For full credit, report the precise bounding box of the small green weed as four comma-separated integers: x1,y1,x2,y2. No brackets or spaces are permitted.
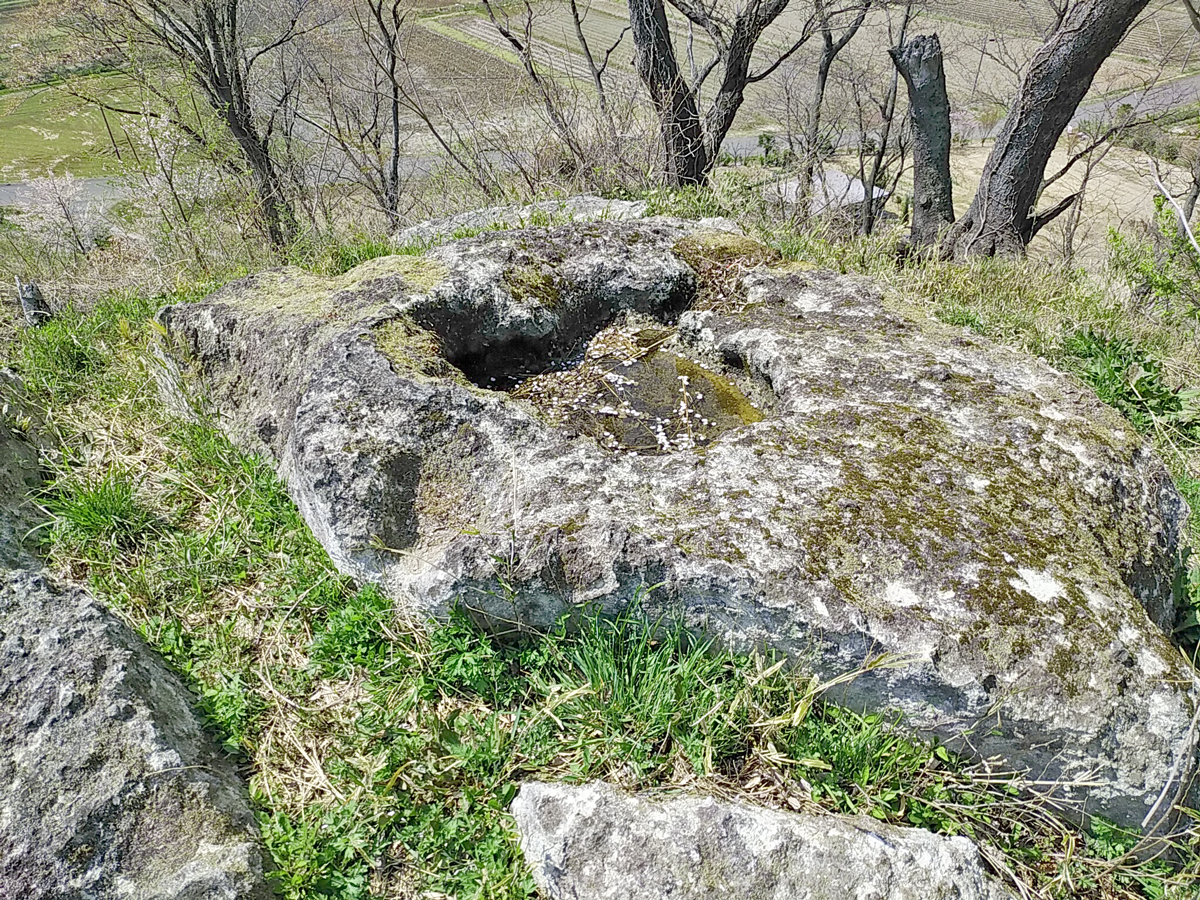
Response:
1175,476,1200,653
18,312,105,404
1071,818,1174,899
17,293,156,406
452,221,511,240
539,611,772,781
1060,329,1199,437
1107,201,1200,312
643,184,735,219
309,584,394,677
263,806,375,900
932,304,984,330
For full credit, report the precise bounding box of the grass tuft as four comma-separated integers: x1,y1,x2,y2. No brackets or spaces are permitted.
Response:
45,466,154,547
314,235,421,276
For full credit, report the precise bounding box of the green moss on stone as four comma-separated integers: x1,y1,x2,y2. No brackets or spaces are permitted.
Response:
777,385,1176,686
672,232,779,269
673,357,764,426
216,255,449,321
504,264,560,306
224,270,337,317
342,255,449,292
415,425,480,534
371,316,466,383
1047,644,1082,697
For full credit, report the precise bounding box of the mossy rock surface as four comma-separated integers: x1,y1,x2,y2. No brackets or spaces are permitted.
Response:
0,371,46,569
156,218,1198,833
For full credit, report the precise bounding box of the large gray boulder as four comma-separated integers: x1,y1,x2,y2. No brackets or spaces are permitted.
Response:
155,219,1198,832
0,571,273,899
512,781,1015,900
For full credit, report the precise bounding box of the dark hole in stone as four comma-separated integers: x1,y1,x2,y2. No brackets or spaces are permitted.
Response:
408,273,694,391
451,334,591,392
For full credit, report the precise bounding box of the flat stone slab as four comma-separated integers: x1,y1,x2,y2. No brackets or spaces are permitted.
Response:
0,571,273,899
512,781,1015,900
156,220,1199,831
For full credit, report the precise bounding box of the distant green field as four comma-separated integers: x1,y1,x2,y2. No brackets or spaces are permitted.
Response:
0,77,133,178
0,0,29,20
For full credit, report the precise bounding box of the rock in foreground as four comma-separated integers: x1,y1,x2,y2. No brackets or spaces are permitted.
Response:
0,571,273,899
512,781,1015,900
156,219,1198,831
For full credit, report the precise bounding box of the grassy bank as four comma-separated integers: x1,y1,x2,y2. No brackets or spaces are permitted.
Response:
3,222,1198,898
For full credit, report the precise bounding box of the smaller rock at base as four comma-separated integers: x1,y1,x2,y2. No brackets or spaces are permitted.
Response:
512,781,1015,900
0,571,273,900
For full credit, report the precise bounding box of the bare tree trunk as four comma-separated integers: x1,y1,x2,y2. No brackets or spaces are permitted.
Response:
190,0,300,249
804,56,833,165
92,0,305,250
801,54,833,196
704,22,767,162
1184,153,1200,222
890,34,953,247
228,118,297,248
380,0,403,230
569,0,627,139
627,0,819,186
942,0,1150,258
483,0,590,169
628,0,708,185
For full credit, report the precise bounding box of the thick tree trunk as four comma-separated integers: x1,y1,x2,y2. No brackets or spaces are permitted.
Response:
941,0,1151,258
703,25,758,166
628,0,708,185
890,34,954,247
227,119,297,249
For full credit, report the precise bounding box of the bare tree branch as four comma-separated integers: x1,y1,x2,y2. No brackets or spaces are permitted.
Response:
1150,158,1200,257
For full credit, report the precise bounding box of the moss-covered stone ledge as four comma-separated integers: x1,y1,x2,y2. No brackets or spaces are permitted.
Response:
156,219,1198,834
